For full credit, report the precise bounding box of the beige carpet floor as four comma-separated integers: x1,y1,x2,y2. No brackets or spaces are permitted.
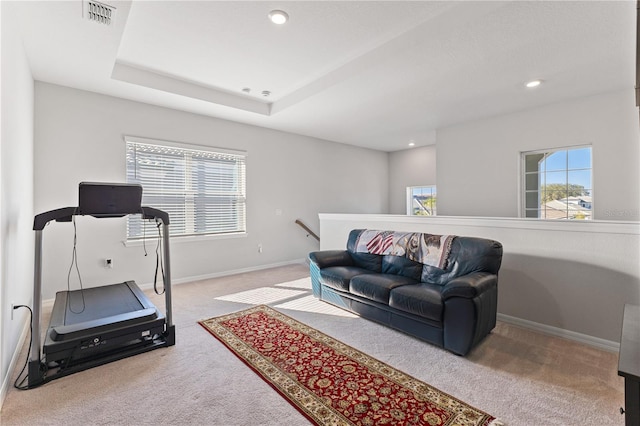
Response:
1,263,625,425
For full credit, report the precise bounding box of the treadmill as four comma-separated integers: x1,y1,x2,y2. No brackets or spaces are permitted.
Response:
28,182,175,387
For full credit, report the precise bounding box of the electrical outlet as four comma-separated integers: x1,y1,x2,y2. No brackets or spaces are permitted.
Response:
257,244,263,253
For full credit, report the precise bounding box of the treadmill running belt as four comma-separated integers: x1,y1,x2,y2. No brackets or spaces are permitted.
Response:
63,283,145,325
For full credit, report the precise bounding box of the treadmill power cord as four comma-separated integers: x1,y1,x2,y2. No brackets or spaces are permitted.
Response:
12,305,46,390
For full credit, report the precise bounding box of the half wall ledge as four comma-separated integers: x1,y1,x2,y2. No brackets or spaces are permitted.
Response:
317,213,640,348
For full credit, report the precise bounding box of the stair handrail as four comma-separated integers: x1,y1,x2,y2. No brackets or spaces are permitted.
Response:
294,219,320,242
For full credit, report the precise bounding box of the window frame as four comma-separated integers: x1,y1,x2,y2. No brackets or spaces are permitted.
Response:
520,145,592,220
406,185,437,216
125,136,247,241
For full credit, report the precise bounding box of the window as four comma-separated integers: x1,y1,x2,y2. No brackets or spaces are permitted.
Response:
522,146,592,220
407,186,437,216
126,137,246,239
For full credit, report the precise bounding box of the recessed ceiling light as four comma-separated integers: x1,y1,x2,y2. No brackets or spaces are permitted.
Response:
525,79,543,88
261,90,271,97
408,141,416,147
268,10,289,25
242,87,251,94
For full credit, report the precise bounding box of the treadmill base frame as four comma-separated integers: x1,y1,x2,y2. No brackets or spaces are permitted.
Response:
28,326,175,387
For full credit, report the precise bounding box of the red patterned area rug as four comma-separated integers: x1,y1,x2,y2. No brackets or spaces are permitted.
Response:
199,305,502,426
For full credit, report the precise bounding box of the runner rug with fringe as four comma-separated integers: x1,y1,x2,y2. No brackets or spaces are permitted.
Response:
199,305,502,426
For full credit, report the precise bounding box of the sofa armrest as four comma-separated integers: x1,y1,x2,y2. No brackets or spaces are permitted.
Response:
308,250,353,269
441,272,497,300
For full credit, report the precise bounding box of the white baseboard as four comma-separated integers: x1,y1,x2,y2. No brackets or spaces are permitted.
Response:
1,316,32,410
497,313,620,353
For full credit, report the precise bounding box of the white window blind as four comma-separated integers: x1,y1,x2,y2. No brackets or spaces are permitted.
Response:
126,138,246,239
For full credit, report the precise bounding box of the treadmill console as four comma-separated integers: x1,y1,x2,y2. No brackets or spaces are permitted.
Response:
78,182,143,217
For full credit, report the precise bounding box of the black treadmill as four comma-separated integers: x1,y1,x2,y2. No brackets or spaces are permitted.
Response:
28,182,175,387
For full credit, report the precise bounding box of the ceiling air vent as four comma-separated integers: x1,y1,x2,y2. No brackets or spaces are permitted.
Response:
83,0,116,25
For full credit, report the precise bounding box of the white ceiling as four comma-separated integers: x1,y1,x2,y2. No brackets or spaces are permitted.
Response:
12,0,636,152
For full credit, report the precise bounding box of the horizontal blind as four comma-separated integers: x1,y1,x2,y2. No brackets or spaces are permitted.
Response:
126,139,246,239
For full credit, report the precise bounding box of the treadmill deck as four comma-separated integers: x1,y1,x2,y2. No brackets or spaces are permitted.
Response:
44,281,165,365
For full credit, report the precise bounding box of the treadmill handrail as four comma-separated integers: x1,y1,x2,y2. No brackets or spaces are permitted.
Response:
33,206,170,230
33,207,76,230
141,206,170,226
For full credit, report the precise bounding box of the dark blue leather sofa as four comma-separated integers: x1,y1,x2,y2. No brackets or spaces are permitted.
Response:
309,229,503,356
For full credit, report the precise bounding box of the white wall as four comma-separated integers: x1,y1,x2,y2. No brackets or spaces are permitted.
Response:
1,1,35,406
435,90,640,220
34,82,389,301
318,214,640,347
388,145,436,214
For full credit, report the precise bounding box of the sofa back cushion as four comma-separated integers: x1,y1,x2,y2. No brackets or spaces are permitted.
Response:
346,229,502,285
382,255,423,280
421,236,503,285
347,229,382,272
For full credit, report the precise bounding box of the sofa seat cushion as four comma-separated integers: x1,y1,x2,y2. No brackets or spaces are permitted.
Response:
389,283,444,322
349,274,419,304
320,266,372,292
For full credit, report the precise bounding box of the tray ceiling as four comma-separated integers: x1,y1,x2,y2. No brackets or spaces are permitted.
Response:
11,1,636,151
